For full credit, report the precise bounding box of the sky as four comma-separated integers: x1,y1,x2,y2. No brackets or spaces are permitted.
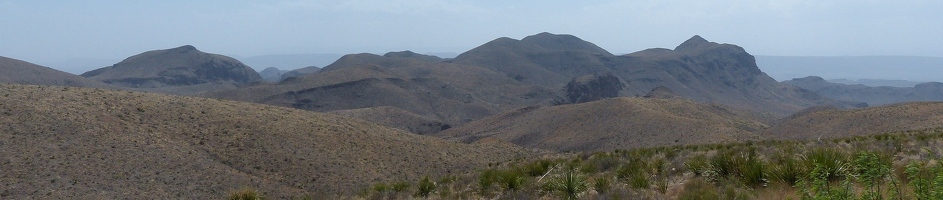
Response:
1,0,942,74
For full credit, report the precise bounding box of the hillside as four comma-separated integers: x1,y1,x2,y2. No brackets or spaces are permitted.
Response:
329,106,450,135
81,45,262,94
765,102,943,140
436,97,767,152
784,76,943,106
0,84,532,199
205,52,558,128
0,56,118,89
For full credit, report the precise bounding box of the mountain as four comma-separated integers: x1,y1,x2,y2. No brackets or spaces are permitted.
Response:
279,65,321,81
258,67,288,82
765,102,943,140
0,83,532,199
436,97,766,152
784,76,943,106
455,33,852,116
829,78,922,87
81,45,262,94
0,56,118,89
205,52,558,129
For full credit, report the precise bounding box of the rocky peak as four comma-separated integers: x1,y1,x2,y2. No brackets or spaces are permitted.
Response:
674,35,715,52
564,73,624,104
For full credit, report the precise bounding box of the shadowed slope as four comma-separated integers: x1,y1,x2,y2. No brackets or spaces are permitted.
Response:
0,84,532,199
329,106,451,135
437,97,766,152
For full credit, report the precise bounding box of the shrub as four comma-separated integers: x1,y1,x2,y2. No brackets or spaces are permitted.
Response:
523,159,554,176
592,176,611,194
678,178,719,200
800,147,849,182
228,188,264,200
391,182,410,193
685,154,710,176
545,168,588,200
769,153,803,186
496,169,526,191
414,176,436,198
852,151,892,199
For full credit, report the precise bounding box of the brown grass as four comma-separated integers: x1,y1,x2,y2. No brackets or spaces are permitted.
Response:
0,83,534,199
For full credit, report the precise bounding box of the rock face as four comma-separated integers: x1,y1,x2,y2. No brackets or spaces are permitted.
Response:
82,45,262,88
784,76,943,106
564,73,624,104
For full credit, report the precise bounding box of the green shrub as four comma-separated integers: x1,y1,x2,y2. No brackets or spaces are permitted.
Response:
592,176,611,194
800,147,849,182
415,176,436,197
685,154,710,176
545,168,588,200
228,188,264,200
905,161,943,200
523,160,554,176
769,153,804,186
391,181,410,193
496,169,526,191
852,151,893,199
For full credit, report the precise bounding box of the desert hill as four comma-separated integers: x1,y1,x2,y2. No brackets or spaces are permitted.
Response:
0,56,118,89
81,45,262,94
205,52,559,127
0,83,532,199
436,96,767,152
765,102,943,140
784,76,943,106
329,106,450,135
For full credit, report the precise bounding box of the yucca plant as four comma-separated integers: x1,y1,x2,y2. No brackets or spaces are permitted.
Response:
415,176,436,198
545,168,588,200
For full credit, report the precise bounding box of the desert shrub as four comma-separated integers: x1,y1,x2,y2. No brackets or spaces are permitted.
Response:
522,159,555,176
801,147,849,182
796,163,854,200
769,153,804,186
390,181,410,193
685,154,710,176
495,169,527,191
592,176,611,194
228,188,264,200
617,159,650,188
415,176,436,198
678,178,719,200
905,161,943,200
544,168,588,200
852,151,894,199
478,169,498,195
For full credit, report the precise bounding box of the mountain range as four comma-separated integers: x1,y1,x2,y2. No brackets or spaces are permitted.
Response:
3,32,943,198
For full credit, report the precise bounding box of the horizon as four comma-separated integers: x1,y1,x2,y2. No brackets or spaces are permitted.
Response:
2,1,941,78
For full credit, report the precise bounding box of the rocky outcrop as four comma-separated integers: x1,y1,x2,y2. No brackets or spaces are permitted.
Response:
564,73,624,104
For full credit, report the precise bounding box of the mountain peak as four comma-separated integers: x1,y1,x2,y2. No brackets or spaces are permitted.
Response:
674,35,714,51
171,45,198,53
520,32,612,55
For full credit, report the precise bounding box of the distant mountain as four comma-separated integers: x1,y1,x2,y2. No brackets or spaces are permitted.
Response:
828,78,922,88
236,53,343,72
258,67,288,82
279,65,321,81
0,83,531,198
205,52,558,129
436,97,766,152
81,45,262,94
784,76,943,106
765,102,943,140
0,56,118,89
455,33,854,116
755,55,943,83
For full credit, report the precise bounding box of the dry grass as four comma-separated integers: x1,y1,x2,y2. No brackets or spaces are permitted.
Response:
766,102,943,140
0,83,534,199
438,97,767,152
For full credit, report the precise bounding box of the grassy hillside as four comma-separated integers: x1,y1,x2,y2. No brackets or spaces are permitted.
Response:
766,102,943,140
438,97,767,152
0,84,533,199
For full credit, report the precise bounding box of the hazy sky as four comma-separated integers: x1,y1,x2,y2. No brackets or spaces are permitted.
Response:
2,0,942,73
